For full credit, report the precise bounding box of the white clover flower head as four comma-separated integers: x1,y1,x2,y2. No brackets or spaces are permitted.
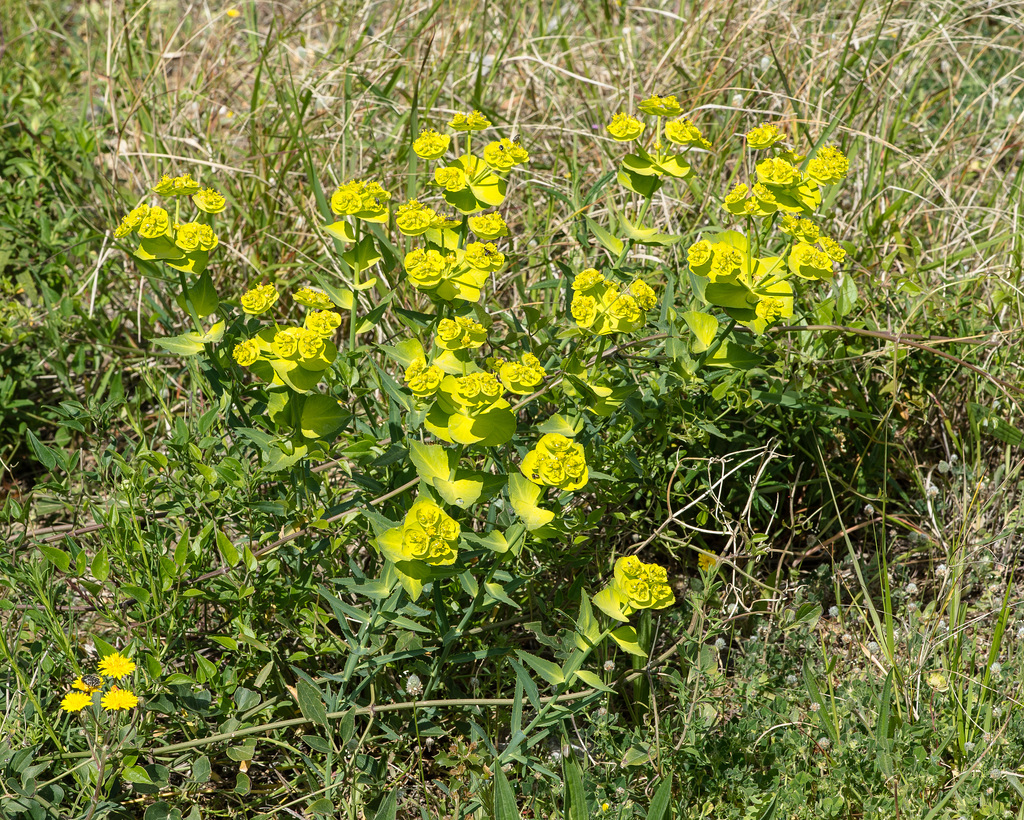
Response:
936,563,947,576
1016,625,1024,640
993,706,1003,717
906,582,919,595
863,503,875,516
828,605,839,618
938,460,950,474
603,660,615,672
786,674,798,685
405,674,423,697
938,620,948,633
597,707,608,717
760,56,771,72
817,737,831,749
990,662,1002,675
726,602,739,616
841,633,852,644
908,601,918,612
867,641,879,653
925,480,939,498
731,93,744,108
715,638,726,650
983,732,993,744
965,741,975,752
810,702,821,712
990,768,1003,779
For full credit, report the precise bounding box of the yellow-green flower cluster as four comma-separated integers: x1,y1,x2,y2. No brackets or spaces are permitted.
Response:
192,187,227,213
570,269,656,335
404,357,444,398
59,652,139,714
806,144,849,185
395,200,440,236
745,122,786,150
497,352,545,395
467,213,508,241
606,113,645,142
330,179,391,222
240,283,279,315
437,371,505,415
435,316,488,351
448,110,491,131
393,497,461,565
294,287,335,310
404,248,492,303
519,433,588,491
413,128,452,159
609,556,675,613
664,117,711,149
481,138,529,173
152,173,201,196
638,94,682,117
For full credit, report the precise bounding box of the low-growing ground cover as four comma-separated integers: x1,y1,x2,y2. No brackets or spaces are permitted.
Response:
1,1,1023,818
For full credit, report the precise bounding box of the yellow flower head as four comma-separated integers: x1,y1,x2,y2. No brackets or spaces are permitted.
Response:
448,110,491,131
114,204,150,237
330,180,391,220
745,122,786,150
226,7,241,18
686,239,713,273
192,187,227,214
294,287,335,310
273,328,299,358
756,295,786,325
98,651,136,680
413,128,451,159
520,433,588,491
152,173,201,196
498,352,546,395
723,183,749,215
756,156,802,188
626,280,657,311
240,283,279,315
573,268,605,292
395,200,439,236
232,338,260,367
73,674,103,693
612,556,675,611
434,165,468,192
101,687,139,712
297,328,325,360
606,113,645,142
788,241,834,280
664,118,710,148
778,215,820,243
697,553,718,572
60,691,93,713
638,94,682,117
435,316,488,351
482,138,528,173
174,221,219,252
404,248,448,290
818,236,846,263
467,212,508,241
400,497,461,564
304,310,342,337
404,357,444,398
464,242,504,272
137,207,171,239
806,144,849,185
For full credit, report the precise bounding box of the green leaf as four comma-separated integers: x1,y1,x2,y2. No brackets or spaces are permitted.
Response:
648,775,673,820
342,235,382,272
461,529,511,554
682,310,719,351
536,414,582,437
296,678,328,728
508,658,541,710
620,743,655,767
610,625,647,657
515,649,565,685
574,591,602,649
134,234,184,261
584,215,624,256
216,530,239,567
493,765,521,820
408,440,451,486
152,333,205,357
323,220,356,243
299,395,347,440
26,429,57,471
38,545,70,572
573,669,614,693
755,794,778,820
372,790,398,820
91,546,110,583
122,766,154,785
563,754,587,820
508,473,555,530
185,271,219,317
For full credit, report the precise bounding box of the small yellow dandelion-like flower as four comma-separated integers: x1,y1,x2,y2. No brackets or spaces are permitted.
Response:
73,674,103,693
98,652,136,680
60,691,93,713
101,687,139,712
226,7,241,17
